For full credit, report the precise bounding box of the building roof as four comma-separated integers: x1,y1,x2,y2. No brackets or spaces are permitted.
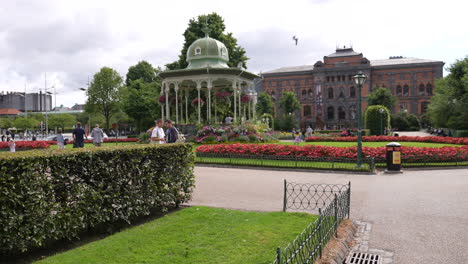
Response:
263,65,315,74
0,108,22,115
186,36,229,69
370,57,443,66
326,48,362,58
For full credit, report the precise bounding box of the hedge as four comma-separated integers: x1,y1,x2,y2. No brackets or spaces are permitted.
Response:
365,105,390,135
0,143,195,255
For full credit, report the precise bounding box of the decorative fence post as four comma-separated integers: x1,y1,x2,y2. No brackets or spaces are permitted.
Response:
334,194,338,237
347,181,351,218
318,208,323,259
283,179,287,212
276,247,282,264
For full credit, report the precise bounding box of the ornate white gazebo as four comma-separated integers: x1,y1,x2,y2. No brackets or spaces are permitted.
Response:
159,28,258,124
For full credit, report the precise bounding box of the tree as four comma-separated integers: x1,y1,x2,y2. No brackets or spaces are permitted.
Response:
367,87,397,111
256,92,275,116
85,67,123,131
391,112,420,131
427,57,468,129
125,60,159,86
364,105,390,135
279,91,301,116
48,114,77,130
13,118,38,130
166,13,249,70
0,118,14,129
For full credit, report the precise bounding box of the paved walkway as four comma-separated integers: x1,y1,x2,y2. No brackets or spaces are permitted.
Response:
394,130,432,137
189,167,468,264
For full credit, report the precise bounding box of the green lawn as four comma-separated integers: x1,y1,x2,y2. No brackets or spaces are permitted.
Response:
277,141,460,148
36,206,316,264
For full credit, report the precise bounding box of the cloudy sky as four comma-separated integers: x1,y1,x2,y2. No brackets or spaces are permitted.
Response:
1,0,467,107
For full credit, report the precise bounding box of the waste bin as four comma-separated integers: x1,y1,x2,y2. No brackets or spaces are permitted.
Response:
386,142,401,172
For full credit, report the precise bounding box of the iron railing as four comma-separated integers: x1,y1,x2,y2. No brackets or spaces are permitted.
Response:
374,154,468,168
273,181,351,264
195,152,375,172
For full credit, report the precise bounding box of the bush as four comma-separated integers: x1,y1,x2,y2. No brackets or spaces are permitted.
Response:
391,112,420,131
454,130,468,138
364,105,390,135
0,144,195,254
138,132,150,143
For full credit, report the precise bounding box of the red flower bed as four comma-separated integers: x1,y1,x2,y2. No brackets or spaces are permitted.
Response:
0,141,50,149
305,136,468,145
196,143,468,162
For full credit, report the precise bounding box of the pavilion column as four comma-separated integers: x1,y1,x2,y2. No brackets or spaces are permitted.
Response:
196,81,202,124
185,89,189,124
165,83,170,120
238,82,242,120
160,84,165,121
207,80,212,123
214,91,217,123
174,82,179,124
232,80,237,122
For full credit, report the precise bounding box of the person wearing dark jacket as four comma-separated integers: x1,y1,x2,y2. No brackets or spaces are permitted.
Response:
165,120,178,143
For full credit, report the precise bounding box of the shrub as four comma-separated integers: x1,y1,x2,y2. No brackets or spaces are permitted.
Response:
0,144,195,254
454,130,468,138
391,112,420,131
138,132,150,143
365,105,390,135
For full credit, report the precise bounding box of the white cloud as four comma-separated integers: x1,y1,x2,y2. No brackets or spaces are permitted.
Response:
0,0,467,107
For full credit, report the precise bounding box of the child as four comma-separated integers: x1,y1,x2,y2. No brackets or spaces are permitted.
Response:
294,131,301,145
57,129,65,149
8,139,15,153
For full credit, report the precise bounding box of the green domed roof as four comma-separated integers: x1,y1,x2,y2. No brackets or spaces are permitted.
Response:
186,36,229,69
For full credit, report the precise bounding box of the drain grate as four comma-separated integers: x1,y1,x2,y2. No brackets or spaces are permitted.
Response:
344,252,382,264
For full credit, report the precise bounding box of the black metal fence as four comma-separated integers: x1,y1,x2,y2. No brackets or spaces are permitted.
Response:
374,155,468,168
195,152,375,172
273,181,351,264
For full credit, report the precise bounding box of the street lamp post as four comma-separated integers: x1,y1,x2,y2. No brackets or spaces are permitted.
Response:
353,71,367,168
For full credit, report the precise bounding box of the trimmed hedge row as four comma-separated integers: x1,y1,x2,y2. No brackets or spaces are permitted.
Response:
0,144,195,255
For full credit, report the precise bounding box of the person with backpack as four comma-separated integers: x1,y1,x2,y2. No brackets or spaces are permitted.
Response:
91,124,104,147
165,120,179,143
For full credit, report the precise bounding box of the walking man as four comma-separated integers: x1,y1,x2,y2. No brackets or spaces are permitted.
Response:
165,120,178,143
72,122,87,148
91,124,104,147
151,119,165,144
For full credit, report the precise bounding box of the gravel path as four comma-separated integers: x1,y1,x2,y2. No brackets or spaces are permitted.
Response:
189,166,468,264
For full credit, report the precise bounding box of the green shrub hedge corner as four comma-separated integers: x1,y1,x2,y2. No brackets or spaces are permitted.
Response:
365,105,390,135
454,130,468,138
0,143,195,255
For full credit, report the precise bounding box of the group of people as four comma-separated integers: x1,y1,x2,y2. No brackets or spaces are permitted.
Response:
292,126,315,144
55,122,105,149
150,119,179,144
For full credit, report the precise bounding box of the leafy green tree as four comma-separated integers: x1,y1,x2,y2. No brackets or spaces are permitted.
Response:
391,112,420,131
48,114,77,130
279,91,301,116
166,13,249,70
13,118,38,130
367,87,397,111
125,60,159,86
0,118,14,129
364,105,390,135
256,92,275,116
427,57,468,129
85,67,123,131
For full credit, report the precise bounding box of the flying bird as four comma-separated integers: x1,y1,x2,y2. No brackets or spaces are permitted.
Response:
292,36,298,46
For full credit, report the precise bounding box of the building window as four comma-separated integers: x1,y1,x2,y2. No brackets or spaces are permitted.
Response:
303,105,312,117
403,84,409,96
326,76,330,82
400,73,405,80
327,106,334,120
338,106,346,120
426,83,433,96
328,87,334,99
396,85,402,96
419,83,425,96
421,102,429,114
302,89,307,98
195,47,202,55
331,76,335,82
348,75,353,81
308,88,313,97
350,86,356,98
378,73,383,80
339,87,345,98
423,72,428,78
337,76,341,82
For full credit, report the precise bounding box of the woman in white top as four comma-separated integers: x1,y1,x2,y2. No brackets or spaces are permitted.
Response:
151,119,166,144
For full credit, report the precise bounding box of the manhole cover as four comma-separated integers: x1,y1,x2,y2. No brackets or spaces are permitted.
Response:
344,251,382,264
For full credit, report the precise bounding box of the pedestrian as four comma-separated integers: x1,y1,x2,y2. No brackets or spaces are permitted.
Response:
294,131,301,145
150,119,165,144
57,129,65,149
306,126,313,137
91,124,104,147
72,122,87,148
8,139,15,153
164,120,179,143
1,134,4,142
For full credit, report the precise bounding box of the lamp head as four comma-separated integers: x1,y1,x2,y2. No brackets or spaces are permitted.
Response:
353,71,367,86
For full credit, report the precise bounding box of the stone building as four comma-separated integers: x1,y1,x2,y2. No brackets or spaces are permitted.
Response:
0,91,52,112
261,47,444,129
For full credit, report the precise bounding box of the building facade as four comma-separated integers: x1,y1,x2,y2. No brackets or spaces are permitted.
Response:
260,47,444,129
0,91,52,112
